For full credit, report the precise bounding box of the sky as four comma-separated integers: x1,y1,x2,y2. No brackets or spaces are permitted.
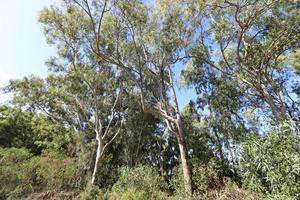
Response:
0,0,57,103
0,0,196,108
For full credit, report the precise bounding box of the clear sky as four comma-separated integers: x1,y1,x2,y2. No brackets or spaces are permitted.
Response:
0,0,196,108
0,0,57,103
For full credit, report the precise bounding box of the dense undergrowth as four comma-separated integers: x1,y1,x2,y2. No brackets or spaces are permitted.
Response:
1,124,299,200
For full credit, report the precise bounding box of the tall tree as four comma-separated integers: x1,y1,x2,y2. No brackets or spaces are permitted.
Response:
185,0,300,121
38,0,202,194
7,31,125,187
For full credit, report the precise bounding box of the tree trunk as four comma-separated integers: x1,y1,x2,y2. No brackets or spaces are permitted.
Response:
176,117,193,195
278,89,289,117
166,66,193,195
91,131,103,185
260,83,282,120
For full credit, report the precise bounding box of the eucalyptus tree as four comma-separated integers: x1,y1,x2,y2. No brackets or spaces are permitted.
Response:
185,0,300,121
181,75,248,180
37,0,204,194
7,73,125,186
7,4,128,185
37,2,130,185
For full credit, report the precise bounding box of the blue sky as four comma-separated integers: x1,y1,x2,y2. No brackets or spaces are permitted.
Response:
0,0,57,102
0,0,196,108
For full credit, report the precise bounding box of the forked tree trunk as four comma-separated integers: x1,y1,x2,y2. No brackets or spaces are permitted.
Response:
176,116,193,195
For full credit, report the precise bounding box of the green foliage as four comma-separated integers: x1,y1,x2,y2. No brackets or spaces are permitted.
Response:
286,49,300,74
0,147,79,199
239,127,300,199
0,106,35,150
193,159,220,193
111,187,148,200
116,96,163,167
109,165,167,200
30,114,74,153
170,166,184,196
79,184,100,200
0,105,74,154
171,159,220,199
36,150,78,191
0,148,37,199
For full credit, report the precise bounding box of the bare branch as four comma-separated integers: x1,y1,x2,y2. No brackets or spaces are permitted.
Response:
102,86,123,140
102,119,124,154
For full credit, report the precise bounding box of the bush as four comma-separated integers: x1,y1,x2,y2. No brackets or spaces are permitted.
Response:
171,159,220,199
205,180,259,200
193,159,220,193
0,147,37,199
0,147,79,199
79,184,100,200
36,150,78,191
239,128,300,199
109,165,167,200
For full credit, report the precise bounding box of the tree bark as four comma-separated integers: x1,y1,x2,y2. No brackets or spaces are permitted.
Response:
91,130,103,185
260,83,282,120
176,116,193,195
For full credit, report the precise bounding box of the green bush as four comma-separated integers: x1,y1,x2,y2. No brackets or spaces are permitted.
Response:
111,187,147,200
171,159,220,199
206,180,259,200
0,147,79,199
170,165,186,198
79,184,101,200
239,128,300,199
193,159,220,193
0,147,37,199
109,165,167,200
36,150,77,191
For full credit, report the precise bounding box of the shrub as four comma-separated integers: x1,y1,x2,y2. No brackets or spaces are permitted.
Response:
0,147,37,199
193,159,220,192
206,180,260,200
239,128,300,199
79,184,100,200
0,148,80,199
109,165,167,200
171,159,220,198
36,150,77,191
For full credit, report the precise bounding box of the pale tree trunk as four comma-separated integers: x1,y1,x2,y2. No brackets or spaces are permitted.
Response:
91,130,103,185
167,66,193,195
176,116,193,195
278,89,289,118
90,90,123,185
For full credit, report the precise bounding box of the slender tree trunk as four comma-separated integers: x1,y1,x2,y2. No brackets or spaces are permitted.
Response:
91,131,103,185
176,116,193,195
167,67,193,195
